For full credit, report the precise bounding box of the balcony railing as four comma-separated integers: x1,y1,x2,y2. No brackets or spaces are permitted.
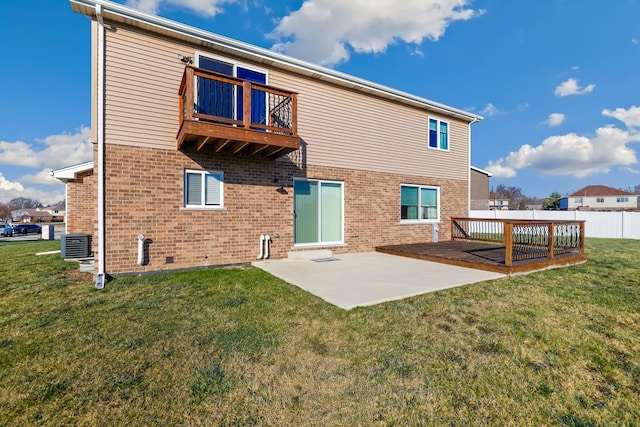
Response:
451,218,585,266
177,66,299,159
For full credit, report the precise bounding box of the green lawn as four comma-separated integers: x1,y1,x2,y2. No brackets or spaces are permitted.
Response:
1,239,639,425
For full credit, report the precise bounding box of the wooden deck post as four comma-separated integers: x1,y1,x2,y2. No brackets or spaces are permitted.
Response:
579,221,585,254
504,221,513,266
291,93,298,136
450,218,455,241
548,222,555,260
185,67,194,121
243,81,251,129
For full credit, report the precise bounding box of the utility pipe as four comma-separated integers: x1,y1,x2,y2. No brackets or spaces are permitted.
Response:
95,3,106,289
264,235,270,259
257,234,264,259
137,234,144,265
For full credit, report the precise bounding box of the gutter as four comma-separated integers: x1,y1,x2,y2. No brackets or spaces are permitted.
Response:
69,0,483,123
95,3,106,289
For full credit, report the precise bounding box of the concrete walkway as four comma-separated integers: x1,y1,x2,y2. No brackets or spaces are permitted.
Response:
253,252,505,310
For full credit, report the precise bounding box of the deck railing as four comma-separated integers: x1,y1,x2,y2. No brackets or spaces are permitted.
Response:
179,66,298,136
451,218,585,266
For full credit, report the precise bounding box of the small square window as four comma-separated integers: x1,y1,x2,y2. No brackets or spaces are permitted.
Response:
185,170,223,208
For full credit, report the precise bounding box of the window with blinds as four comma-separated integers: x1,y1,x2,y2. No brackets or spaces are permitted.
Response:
185,170,223,208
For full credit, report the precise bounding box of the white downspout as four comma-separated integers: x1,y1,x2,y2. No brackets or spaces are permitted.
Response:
95,4,106,289
257,234,264,259
264,235,270,259
64,180,69,235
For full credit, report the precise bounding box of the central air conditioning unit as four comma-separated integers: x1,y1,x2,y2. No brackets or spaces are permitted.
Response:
61,234,93,259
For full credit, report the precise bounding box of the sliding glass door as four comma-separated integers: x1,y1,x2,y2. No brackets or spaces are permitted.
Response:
294,179,343,245
197,55,267,124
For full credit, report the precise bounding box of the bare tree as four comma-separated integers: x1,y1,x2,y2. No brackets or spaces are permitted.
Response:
7,197,42,210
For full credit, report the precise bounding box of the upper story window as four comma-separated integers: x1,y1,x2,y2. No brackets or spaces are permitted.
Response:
596,197,604,203
185,170,223,208
401,185,440,222
574,197,583,204
428,118,449,150
617,197,629,203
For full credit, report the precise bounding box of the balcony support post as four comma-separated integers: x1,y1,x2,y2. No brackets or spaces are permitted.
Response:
243,81,251,130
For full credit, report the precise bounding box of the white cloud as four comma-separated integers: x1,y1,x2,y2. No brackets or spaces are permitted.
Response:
543,113,566,127
0,141,39,167
480,103,501,116
0,127,92,171
0,185,64,207
125,0,236,16
0,173,24,192
554,78,595,97
269,0,483,66
0,171,62,206
19,169,60,186
0,127,92,204
487,125,640,178
602,105,640,128
632,38,639,44
485,160,516,178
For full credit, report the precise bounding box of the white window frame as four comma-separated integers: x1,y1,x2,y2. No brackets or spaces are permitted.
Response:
293,178,345,247
183,169,224,210
617,197,629,203
400,184,440,223
428,117,450,151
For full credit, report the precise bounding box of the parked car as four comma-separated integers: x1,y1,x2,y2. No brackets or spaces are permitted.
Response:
13,224,42,235
1,223,14,237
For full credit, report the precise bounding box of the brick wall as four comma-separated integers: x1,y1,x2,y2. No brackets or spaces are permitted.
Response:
100,144,467,274
66,168,96,236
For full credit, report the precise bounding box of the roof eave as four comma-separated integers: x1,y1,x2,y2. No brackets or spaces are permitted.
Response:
51,160,94,182
69,0,482,123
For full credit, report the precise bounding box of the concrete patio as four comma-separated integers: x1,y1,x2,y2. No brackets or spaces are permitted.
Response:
253,252,505,310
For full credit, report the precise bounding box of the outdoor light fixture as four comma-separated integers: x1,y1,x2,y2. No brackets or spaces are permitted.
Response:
178,54,193,64
273,178,288,194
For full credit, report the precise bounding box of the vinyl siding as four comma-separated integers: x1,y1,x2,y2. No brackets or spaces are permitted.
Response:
271,70,469,181
102,21,469,180
104,22,191,150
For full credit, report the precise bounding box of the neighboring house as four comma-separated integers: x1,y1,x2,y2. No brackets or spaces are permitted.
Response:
63,0,483,282
559,185,638,211
40,207,66,222
470,166,492,210
489,193,509,210
11,209,52,223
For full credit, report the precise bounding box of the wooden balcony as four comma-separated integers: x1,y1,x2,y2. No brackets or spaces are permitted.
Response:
177,66,299,159
377,218,586,275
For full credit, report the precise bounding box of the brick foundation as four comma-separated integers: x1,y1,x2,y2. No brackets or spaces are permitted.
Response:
95,144,467,274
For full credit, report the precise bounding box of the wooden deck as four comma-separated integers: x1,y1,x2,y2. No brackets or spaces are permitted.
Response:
376,241,587,275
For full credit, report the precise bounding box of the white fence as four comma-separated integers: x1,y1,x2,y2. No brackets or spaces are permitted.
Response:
470,210,640,240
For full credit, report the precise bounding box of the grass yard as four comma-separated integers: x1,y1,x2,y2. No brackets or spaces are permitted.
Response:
1,239,639,425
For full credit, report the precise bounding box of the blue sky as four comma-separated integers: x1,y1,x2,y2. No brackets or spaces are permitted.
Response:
1,0,639,205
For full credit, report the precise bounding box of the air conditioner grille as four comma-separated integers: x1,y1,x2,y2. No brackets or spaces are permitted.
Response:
61,234,93,259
